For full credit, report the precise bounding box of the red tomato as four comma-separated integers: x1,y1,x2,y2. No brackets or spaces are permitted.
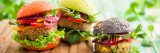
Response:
114,37,122,42
123,38,132,42
17,19,36,24
74,19,84,23
31,22,42,27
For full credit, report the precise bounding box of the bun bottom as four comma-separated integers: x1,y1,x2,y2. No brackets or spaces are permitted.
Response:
95,42,131,53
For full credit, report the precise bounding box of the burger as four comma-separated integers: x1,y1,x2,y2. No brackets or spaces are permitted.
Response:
93,18,134,53
57,0,98,44
13,1,64,50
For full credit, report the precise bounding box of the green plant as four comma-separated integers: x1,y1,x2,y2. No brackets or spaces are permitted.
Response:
0,0,25,20
125,0,159,22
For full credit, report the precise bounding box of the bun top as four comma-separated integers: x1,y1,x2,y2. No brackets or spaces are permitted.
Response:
94,18,133,35
60,0,98,16
17,1,54,19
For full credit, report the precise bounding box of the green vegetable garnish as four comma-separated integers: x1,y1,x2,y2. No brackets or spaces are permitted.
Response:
51,9,58,15
124,24,146,39
59,27,93,44
13,30,65,48
61,7,96,22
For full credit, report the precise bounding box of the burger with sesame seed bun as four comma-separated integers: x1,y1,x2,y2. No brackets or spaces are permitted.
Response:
13,1,64,50
93,18,133,53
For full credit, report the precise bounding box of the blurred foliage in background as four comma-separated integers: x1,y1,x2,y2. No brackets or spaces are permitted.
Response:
0,0,24,20
126,0,160,22
125,0,160,48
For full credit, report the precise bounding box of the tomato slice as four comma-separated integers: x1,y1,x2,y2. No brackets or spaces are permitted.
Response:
66,17,84,23
17,19,36,24
31,22,42,27
114,37,122,42
123,38,132,42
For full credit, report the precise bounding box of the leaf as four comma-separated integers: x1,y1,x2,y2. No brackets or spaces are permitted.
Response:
2,0,13,6
148,24,154,32
126,9,134,15
137,32,147,39
141,39,153,47
73,12,81,18
134,24,142,33
89,16,96,22
52,9,58,15
144,16,157,22
130,2,138,12
127,17,138,22
139,10,145,15
145,0,155,8
67,31,81,44
129,46,140,53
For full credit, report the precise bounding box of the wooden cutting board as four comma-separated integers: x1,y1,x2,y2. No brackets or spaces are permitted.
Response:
0,19,93,53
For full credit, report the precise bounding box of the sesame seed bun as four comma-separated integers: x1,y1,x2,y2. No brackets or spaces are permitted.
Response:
17,1,54,19
93,18,133,35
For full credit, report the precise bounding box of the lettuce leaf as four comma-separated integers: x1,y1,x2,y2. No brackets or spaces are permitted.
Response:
61,7,96,22
13,30,65,48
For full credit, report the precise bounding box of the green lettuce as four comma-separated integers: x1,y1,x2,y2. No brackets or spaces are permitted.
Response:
61,7,96,22
13,30,65,48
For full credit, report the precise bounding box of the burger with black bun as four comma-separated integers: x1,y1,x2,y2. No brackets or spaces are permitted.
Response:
93,18,133,53
13,1,64,50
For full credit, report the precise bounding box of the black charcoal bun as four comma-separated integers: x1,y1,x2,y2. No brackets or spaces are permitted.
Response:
93,18,133,35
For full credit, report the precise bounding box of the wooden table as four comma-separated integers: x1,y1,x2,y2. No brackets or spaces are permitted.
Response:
0,19,93,53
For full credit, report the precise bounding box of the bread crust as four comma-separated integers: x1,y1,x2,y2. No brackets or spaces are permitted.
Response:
17,1,54,19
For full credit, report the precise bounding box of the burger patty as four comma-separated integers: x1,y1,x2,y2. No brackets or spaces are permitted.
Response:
17,26,56,40
58,18,92,31
95,42,131,53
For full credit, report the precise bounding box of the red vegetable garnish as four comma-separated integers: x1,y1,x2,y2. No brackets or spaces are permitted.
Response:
31,22,42,27
44,15,60,28
122,38,132,42
17,16,43,24
17,19,36,24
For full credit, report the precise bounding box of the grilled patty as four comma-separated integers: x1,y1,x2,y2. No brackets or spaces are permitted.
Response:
58,18,92,31
17,26,56,40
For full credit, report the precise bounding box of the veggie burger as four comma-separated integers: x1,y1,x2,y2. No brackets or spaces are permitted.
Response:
58,0,98,44
13,1,64,50
93,18,133,53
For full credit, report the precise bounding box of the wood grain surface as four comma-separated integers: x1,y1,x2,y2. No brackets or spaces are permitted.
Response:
0,20,94,53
